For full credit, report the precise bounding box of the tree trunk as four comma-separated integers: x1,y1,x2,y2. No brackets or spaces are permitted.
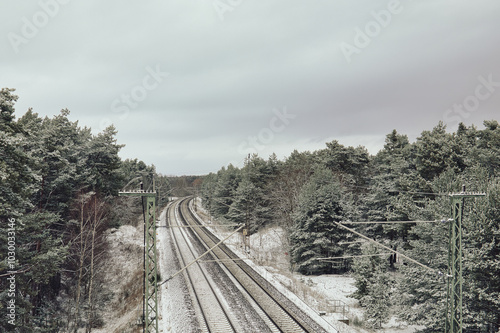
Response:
70,193,91,332
86,196,98,333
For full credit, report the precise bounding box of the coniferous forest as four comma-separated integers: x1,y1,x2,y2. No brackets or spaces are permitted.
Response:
1,86,499,332
0,88,175,331
201,121,500,331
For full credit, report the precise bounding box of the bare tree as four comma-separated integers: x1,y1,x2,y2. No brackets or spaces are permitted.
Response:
86,194,108,332
268,163,312,236
67,191,109,332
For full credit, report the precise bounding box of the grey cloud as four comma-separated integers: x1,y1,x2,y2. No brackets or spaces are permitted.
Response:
1,0,499,175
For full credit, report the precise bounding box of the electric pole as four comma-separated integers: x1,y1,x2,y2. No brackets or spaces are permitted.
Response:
119,183,159,333
445,185,485,333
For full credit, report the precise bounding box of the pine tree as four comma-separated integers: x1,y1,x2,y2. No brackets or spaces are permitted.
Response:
319,140,370,188
211,164,241,219
363,130,414,250
365,130,411,220
414,121,455,181
1,90,128,330
227,177,259,229
0,88,21,134
474,120,500,177
290,166,348,274
200,172,217,215
84,125,124,196
461,169,500,332
396,169,466,332
351,244,392,328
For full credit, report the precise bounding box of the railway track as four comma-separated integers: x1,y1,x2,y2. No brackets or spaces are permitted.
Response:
167,201,237,332
166,197,335,333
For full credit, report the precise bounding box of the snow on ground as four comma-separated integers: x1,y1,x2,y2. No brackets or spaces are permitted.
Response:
93,223,144,333
96,199,421,332
90,201,198,333
157,202,200,333
192,198,422,333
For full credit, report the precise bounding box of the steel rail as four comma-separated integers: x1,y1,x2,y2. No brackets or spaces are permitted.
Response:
179,197,332,333
167,201,236,332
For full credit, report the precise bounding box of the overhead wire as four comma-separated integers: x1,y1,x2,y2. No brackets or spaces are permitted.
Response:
332,221,443,276
199,171,452,277
159,224,245,285
157,223,241,228
342,183,450,197
317,253,392,261
341,219,452,225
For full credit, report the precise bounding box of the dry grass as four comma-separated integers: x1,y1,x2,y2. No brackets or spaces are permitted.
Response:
92,225,144,333
119,269,143,317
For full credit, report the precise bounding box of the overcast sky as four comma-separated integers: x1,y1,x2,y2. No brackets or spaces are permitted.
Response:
2,1,499,175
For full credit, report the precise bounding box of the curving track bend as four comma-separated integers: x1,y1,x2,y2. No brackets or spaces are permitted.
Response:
167,200,236,332
164,197,334,333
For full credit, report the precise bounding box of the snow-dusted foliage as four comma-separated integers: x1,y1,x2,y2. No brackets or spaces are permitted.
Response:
201,121,500,332
289,165,348,275
0,89,157,331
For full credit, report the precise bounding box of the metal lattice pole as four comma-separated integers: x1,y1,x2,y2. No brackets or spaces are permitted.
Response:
119,190,159,333
445,186,485,333
145,195,159,332
446,195,464,333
